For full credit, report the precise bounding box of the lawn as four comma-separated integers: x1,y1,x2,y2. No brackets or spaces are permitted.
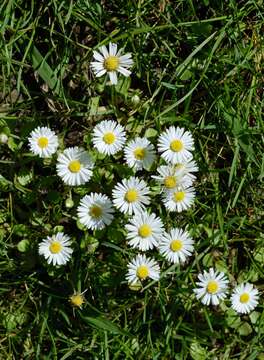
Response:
0,0,263,359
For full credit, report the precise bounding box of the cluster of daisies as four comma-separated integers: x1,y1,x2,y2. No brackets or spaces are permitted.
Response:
28,42,260,314
29,121,197,270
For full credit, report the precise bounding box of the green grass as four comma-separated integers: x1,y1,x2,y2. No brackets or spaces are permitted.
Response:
0,0,264,359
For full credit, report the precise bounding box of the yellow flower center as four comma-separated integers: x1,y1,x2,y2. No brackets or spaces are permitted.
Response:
70,293,85,307
164,175,177,189
207,280,219,294
133,147,146,160
138,224,152,238
240,293,250,303
68,160,81,173
170,239,183,252
103,132,116,144
136,265,149,280
174,191,185,202
89,205,102,218
37,136,49,149
49,241,62,254
104,55,119,71
170,139,183,152
125,189,138,203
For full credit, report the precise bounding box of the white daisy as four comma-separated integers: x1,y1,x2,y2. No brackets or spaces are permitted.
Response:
157,126,194,164
162,186,195,212
126,254,160,284
125,211,164,251
112,176,150,215
152,165,193,191
77,193,114,230
174,159,199,181
56,147,94,186
90,42,133,85
193,268,229,306
231,283,259,314
124,137,156,171
38,232,73,266
158,228,194,264
92,120,126,155
28,126,58,158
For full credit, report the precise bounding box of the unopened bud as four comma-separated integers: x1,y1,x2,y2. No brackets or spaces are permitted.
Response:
65,198,74,209
131,94,140,106
0,133,8,144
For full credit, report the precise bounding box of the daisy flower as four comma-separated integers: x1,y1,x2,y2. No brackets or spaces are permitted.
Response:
193,268,229,306
28,126,58,158
90,42,133,85
125,211,164,251
69,290,87,309
157,126,194,164
92,120,126,155
124,137,156,171
174,159,199,181
77,193,114,230
38,232,73,266
158,228,194,264
112,176,150,215
56,147,94,186
231,283,259,314
126,254,160,284
162,187,195,212
152,165,193,191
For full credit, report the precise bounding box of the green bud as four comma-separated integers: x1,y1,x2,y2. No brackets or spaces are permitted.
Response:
65,198,74,208
128,282,142,291
17,239,30,252
87,239,99,254
0,133,8,144
131,94,140,106
43,158,52,166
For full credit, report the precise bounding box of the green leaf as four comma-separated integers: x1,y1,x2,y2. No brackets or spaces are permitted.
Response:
180,69,193,81
191,23,213,36
249,311,260,325
202,253,213,267
226,309,241,329
253,247,264,264
115,75,131,97
238,322,252,336
89,96,100,116
17,170,33,186
80,315,131,336
161,82,178,90
144,128,158,138
190,341,208,360
215,260,228,273
7,137,18,151
30,46,63,96
12,224,28,236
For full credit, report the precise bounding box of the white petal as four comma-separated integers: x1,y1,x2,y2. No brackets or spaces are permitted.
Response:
100,45,109,58
117,66,131,77
109,43,118,56
109,71,118,85
93,50,104,62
